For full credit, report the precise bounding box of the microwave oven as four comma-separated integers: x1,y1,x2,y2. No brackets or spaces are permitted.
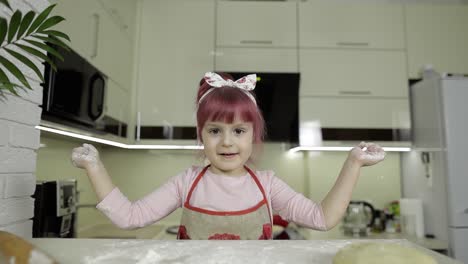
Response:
41,46,127,137
42,45,107,130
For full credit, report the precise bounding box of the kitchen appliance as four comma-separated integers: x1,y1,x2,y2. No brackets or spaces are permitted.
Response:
32,180,77,238
42,45,127,137
399,198,424,238
342,201,375,237
402,69,468,263
42,45,106,128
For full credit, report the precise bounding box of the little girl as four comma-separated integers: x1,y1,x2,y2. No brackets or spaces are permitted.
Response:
71,72,385,240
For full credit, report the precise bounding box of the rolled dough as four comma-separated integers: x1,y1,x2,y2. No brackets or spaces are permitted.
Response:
333,242,437,264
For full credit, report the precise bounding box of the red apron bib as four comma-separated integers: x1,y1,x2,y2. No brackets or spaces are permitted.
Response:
177,165,272,240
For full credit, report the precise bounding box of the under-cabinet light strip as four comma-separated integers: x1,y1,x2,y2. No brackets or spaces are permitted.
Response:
36,126,411,152
35,125,203,150
288,146,411,153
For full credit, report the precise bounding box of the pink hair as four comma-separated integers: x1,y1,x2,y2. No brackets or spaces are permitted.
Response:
196,73,265,145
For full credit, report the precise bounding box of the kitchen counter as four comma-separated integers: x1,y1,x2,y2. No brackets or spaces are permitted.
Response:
77,222,449,253
298,225,449,252
77,223,165,239
29,238,461,264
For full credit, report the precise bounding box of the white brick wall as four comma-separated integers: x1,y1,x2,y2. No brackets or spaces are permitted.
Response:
0,0,49,238
0,220,33,238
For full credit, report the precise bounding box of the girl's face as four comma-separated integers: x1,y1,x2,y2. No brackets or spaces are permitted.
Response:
201,118,253,176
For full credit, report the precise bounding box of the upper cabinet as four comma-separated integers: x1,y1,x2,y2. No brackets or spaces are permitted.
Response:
216,1,297,48
215,48,298,73
299,1,405,50
300,49,408,97
105,79,130,122
405,5,468,79
298,1,408,141
215,1,298,73
53,0,100,59
137,0,215,128
99,0,137,40
53,0,135,91
91,5,134,92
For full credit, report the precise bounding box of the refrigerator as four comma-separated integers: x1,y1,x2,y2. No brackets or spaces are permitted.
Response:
402,69,468,263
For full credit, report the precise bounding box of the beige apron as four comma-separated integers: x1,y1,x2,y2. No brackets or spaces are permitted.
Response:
177,165,273,240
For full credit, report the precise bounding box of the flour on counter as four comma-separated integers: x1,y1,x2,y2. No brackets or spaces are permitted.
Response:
47,239,457,264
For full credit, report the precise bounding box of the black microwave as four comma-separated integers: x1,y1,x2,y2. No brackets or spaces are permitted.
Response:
42,45,107,130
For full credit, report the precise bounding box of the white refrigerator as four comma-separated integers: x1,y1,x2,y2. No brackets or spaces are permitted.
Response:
403,69,468,263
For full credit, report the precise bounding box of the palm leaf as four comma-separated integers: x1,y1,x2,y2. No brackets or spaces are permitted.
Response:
39,30,71,42
37,16,65,32
0,67,17,95
1,81,29,95
0,0,11,10
7,10,21,43
26,4,56,35
0,18,7,45
23,39,64,61
0,55,31,89
0,2,70,96
17,11,35,39
32,35,70,51
14,43,57,71
5,47,44,82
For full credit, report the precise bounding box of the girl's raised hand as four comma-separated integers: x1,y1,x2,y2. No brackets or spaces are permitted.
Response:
71,143,101,170
349,142,386,167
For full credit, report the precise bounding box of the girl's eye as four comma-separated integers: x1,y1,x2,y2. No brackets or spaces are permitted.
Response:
234,128,245,135
209,128,220,134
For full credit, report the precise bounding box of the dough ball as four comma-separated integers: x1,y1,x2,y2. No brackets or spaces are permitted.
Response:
333,242,437,264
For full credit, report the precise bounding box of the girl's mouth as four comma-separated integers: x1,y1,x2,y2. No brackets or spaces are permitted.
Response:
219,153,238,158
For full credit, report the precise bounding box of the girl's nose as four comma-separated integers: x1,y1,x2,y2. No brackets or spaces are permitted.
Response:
222,133,233,146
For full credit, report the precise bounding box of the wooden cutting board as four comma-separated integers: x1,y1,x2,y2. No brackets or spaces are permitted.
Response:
0,231,57,264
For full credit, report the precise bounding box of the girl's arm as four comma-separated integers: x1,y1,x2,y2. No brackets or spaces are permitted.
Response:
70,143,183,229
71,143,115,201
320,142,385,229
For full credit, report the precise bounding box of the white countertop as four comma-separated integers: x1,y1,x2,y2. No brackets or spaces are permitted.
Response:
298,226,449,251
29,238,461,264
77,222,449,251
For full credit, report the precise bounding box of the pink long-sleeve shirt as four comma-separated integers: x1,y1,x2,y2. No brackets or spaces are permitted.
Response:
97,166,327,231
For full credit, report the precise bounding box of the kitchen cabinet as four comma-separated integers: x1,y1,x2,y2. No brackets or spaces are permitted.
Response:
299,49,408,97
53,0,134,92
299,1,405,50
405,5,468,79
215,48,298,73
98,0,137,41
53,0,100,60
105,79,130,128
300,97,410,129
216,1,297,48
91,8,134,92
137,0,215,128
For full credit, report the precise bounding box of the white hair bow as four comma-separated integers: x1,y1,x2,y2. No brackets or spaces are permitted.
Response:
204,72,256,91
198,72,257,105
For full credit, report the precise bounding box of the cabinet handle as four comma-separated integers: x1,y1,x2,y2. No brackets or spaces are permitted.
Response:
136,111,141,141
91,13,100,59
336,42,369,47
339,90,372,95
240,40,273,45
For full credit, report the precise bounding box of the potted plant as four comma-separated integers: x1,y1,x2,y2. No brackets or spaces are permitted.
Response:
0,0,70,97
